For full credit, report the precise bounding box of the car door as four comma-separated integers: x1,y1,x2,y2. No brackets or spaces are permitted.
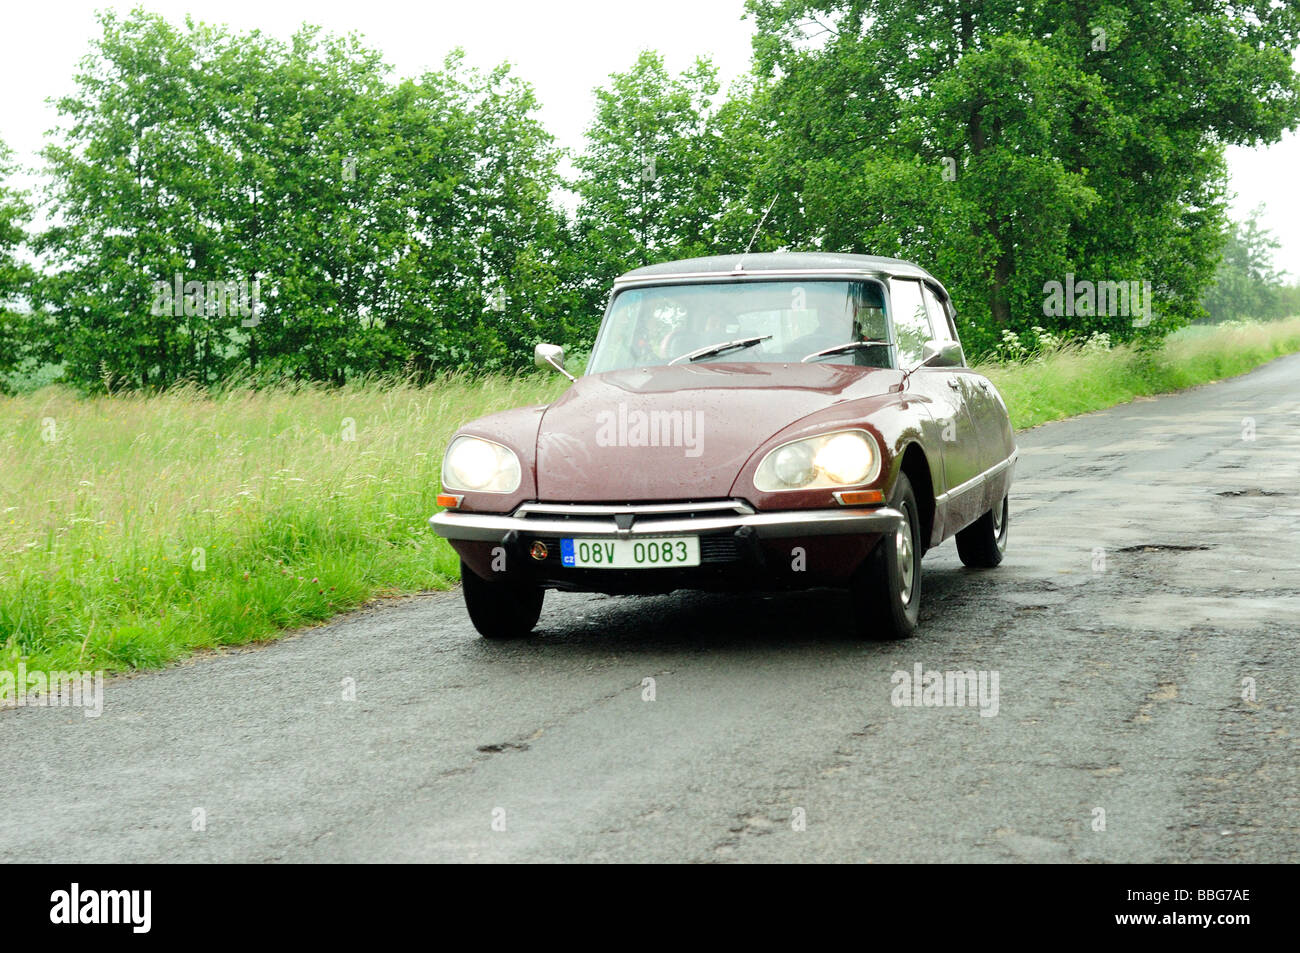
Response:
888,278,983,504
921,285,1013,483
966,369,1014,477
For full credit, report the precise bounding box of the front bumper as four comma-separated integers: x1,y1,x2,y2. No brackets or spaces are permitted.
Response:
430,501,903,542
429,500,902,594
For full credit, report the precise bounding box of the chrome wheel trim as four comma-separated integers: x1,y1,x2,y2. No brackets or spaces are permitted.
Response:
993,495,1008,549
897,507,916,604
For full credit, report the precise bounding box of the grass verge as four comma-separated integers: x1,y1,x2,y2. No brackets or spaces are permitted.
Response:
1,374,565,678
979,317,1300,430
3,318,1297,678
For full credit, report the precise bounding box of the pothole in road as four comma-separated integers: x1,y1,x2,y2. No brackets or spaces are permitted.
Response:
477,741,531,754
1133,681,1179,723
1117,543,1211,553
1216,488,1287,498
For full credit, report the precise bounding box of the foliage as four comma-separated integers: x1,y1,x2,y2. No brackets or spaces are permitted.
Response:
981,316,1300,430
32,11,573,390
0,371,567,676
745,0,1300,358
1203,206,1300,322
0,139,33,381
570,51,766,335
12,5,1300,386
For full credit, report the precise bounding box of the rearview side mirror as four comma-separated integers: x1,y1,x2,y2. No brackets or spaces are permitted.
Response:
534,342,576,381
919,339,965,368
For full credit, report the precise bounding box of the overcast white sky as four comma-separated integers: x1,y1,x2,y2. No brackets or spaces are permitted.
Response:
2,0,1296,275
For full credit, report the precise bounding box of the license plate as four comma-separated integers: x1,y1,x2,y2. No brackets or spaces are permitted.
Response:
561,536,700,569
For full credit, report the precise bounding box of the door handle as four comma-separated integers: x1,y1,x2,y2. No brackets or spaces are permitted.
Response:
947,379,961,390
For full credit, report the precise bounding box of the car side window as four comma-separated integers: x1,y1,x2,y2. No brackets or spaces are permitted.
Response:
888,279,932,367
921,285,955,342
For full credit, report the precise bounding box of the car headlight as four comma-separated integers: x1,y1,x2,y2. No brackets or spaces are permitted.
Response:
442,436,522,493
754,429,879,492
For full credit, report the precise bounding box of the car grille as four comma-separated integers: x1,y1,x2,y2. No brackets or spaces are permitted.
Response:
514,499,754,524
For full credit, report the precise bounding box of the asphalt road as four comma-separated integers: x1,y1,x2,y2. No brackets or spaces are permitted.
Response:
3,355,1298,863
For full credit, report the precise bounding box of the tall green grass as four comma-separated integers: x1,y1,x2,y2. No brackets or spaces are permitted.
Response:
978,317,1300,430
1,374,565,676
3,318,1298,678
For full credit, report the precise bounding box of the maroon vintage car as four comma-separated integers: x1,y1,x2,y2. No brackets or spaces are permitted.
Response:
431,252,1017,639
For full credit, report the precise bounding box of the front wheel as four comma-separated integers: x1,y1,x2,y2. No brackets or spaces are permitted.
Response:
956,494,1009,568
460,560,544,639
850,472,921,640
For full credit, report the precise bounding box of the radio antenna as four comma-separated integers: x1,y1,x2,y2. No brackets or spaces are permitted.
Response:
737,196,778,269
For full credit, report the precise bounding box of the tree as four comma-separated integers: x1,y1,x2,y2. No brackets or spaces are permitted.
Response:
0,139,33,380
210,24,401,384
34,12,575,388
1203,207,1294,322
746,0,1300,356
347,54,576,376
34,11,267,388
571,52,765,336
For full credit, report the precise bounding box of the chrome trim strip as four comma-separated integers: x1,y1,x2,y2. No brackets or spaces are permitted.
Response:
613,268,893,287
430,506,903,542
515,500,755,518
934,449,1019,507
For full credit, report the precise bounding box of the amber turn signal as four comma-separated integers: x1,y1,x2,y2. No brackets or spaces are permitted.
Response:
833,489,884,506
436,493,464,509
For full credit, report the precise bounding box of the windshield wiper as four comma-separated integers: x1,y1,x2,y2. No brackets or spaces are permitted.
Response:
669,335,772,365
800,339,891,363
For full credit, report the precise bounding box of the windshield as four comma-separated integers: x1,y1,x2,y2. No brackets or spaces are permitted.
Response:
586,279,894,375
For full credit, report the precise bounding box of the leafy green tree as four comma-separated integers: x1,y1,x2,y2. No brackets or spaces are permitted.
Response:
351,55,575,375
571,52,765,334
1038,1,1300,341
0,140,34,380
34,11,262,388
417,58,574,372
35,12,574,387
1203,207,1293,322
210,25,400,384
747,0,1300,356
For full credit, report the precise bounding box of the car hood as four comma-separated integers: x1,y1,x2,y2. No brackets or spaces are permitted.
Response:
535,362,897,501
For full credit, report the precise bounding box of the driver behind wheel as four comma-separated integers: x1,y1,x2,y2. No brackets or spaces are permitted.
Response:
659,309,729,360
788,282,888,362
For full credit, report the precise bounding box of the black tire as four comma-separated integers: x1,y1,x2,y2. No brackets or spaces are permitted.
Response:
956,493,1009,568
460,560,544,639
849,472,922,640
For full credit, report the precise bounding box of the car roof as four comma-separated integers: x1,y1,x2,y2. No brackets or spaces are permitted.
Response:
614,252,949,297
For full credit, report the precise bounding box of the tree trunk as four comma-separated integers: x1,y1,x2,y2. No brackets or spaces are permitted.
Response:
990,242,1013,325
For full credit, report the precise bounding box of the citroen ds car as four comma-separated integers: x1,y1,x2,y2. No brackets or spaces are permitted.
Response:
431,253,1017,640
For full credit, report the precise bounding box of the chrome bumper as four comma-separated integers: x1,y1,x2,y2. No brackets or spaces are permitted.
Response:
429,503,903,542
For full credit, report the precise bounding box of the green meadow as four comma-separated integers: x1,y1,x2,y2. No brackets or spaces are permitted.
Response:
3,317,1297,678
